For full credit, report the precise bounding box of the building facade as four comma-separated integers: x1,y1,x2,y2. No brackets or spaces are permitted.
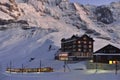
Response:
60,34,94,60
93,44,120,64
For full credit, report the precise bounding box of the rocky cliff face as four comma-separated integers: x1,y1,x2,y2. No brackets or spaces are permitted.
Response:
95,6,114,24
0,0,22,19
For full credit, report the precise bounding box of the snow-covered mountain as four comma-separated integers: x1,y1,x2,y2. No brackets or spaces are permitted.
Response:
0,0,120,77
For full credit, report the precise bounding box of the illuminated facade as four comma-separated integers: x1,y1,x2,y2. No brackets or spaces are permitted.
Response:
61,34,94,60
93,44,120,64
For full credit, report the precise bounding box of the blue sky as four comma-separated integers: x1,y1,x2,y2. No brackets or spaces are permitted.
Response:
70,0,120,5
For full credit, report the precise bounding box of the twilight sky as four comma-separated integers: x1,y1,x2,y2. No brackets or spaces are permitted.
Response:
70,0,120,5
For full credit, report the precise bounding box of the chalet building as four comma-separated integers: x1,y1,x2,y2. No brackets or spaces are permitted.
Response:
93,44,120,64
60,34,94,60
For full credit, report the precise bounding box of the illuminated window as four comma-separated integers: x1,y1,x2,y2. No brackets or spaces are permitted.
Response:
89,41,92,44
109,60,113,64
78,49,81,51
78,41,81,44
83,37,87,40
113,61,116,64
84,41,87,44
89,45,92,48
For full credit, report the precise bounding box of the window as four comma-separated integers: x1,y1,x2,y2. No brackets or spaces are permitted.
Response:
108,56,112,60
89,49,92,52
73,41,76,44
83,37,87,40
78,49,81,51
89,45,92,48
73,49,76,51
78,41,81,44
109,50,116,53
83,41,87,44
73,45,76,48
69,46,72,48
89,41,92,44
83,49,87,52
87,53,89,56
78,45,81,47
84,45,87,48
103,50,106,53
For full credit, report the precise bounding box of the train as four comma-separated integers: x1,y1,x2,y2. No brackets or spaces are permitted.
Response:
6,67,53,73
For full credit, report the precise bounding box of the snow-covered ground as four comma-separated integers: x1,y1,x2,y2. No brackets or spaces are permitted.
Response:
1,62,120,80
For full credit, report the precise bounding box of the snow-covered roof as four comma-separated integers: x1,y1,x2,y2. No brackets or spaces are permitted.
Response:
93,53,120,55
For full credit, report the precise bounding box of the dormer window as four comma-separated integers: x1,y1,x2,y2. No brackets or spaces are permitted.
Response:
83,37,87,40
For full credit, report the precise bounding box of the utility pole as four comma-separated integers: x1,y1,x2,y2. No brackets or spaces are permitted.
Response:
95,55,98,73
63,60,66,72
22,64,24,74
10,61,12,74
66,62,71,72
40,60,42,72
63,60,71,72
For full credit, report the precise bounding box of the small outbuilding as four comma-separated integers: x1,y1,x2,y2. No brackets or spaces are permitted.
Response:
93,44,120,64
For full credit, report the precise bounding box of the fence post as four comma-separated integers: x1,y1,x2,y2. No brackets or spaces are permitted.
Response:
115,60,117,75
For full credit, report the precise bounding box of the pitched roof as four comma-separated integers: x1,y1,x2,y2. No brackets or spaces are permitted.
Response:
95,44,120,53
61,34,94,42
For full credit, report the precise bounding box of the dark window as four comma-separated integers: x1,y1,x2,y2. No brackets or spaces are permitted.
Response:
97,56,101,61
89,49,92,52
83,49,87,52
108,56,112,60
84,45,87,48
78,45,81,47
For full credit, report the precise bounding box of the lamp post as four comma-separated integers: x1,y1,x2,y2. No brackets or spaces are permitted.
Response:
40,60,42,72
95,55,98,73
